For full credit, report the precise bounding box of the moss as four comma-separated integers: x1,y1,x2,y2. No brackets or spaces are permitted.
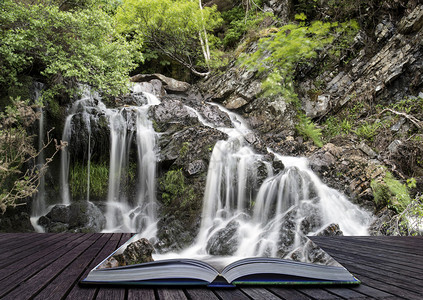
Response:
179,142,190,157
159,169,196,209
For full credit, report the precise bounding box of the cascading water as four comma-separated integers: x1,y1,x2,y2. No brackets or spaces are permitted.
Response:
57,84,160,238
103,88,160,238
156,103,372,264
30,82,47,232
53,80,372,263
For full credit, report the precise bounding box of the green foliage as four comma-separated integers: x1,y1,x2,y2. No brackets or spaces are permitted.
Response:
0,0,140,99
241,19,359,103
324,117,352,139
179,142,190,157
221,6,271,49
70,162,109,199
0,97,60,213
160,169,195,208
371,172,412,213
115,0,222,75
296,114,323,147
354,121,381,141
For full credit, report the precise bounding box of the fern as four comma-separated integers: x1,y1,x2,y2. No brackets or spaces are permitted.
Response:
296,114,323,147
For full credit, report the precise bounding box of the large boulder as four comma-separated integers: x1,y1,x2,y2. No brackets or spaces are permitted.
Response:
206,220,240,256
38,201,106,233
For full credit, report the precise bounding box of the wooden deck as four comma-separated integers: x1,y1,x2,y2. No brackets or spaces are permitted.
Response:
0,233,422,300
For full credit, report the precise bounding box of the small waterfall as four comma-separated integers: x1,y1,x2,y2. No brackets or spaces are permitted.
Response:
59,88,102,205
158,103,372,264
30,82,47,232
57,84,160,237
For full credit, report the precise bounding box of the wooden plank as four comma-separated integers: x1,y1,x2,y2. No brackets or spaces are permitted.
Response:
316,245,423,282
213,288,251,300
296,287,342,300
0,232,69,268
240,287,282,300
95,287,126,300
0,233,35,247
157,288,188,300
32,233,110,300
323,287,372,299
0,233,95,298
95,233,134,298
347,284,397,299
312,238,423,274
321,237,423,258
0,233,81,280
0,232,51,253
127,288,156,300
268,287,313,300
185,288,219,300
336,264,423,300
1,233,98,300
66,233,124,300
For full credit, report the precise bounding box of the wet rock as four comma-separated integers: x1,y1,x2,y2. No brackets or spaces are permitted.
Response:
186,160,207,176
309,151,336,173
156,215,200,252
304,239,340,266
223,96,248,109
206,220,240,256
69,201,106,232
47,204,70,223
316,223,344,236
195,104,232,127
150,98,198,132
100,238,154,268
39,201,106,233
159,125,227,169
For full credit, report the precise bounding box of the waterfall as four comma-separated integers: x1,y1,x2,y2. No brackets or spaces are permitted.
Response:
30,82,47,232
155,103,372,264
54,81,372,261
56,84,159,237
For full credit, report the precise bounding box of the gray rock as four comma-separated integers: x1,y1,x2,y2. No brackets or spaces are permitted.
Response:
47,204,70,223
206,220,240,256
99,238,154,268
69,201,106,232
39,201,106,233
186,160,206,176
398,5,423,34
316,223,344,236
131,73,191,93
388,140,403,153
358,141,377,158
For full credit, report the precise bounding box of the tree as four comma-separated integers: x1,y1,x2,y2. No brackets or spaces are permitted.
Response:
0,0,141,99
115,0,222,77
0,98,63,213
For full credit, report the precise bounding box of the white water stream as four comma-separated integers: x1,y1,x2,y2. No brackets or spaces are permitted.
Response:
37,83,372,260
155,102,372,263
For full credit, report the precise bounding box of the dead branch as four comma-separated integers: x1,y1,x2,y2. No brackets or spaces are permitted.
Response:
379,108,422,129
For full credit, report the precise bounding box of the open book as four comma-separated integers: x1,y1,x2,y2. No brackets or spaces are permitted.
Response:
81,235,360,287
